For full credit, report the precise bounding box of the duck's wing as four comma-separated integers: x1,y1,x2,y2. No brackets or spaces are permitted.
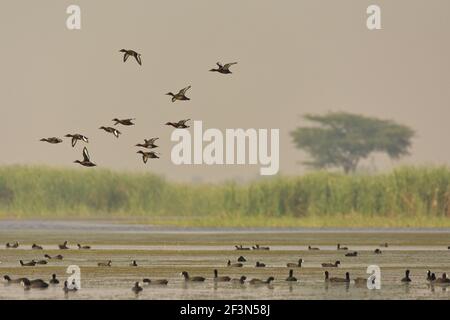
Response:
82,147,91,162
179,86,191,95
142,154,148,164
223,62,237,70
178,119,191,125
71,137,77,147
123,52,130,62
134,54,142,66
147,137,159,144
113,129,121,138
216,62,223,68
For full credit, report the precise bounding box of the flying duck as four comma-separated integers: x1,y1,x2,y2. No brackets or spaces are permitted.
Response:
235,245,251,251
63,280,78,293
321,261,341,268
65,134,88,147
3,275,27,284
227,260,243,268
308,245,320,250
21,278,49,289
249,277,274,285
132,282,143,294
237,256,246,262
40,137,63,144
166,86,191,102
337,244,348,250
58,241,69,250
32,243,43,250
345,251,358,257
119,49,142,65
285,269,298,282
165,119,191,129
136,138,159,149
98,260,112,267
50,274,59,285
231,276,247,284
130,260,138,267
213,269,231,282
252,244,270,251
74,147,96,167
113,118,135,126
99,126,121,138
401,270,412,282
286,259,303,268
209,62,237,74
142,278,168,285
77,244,91,250
20,260,36,267
6,242,19,248
255,261,266,268
137,150,160,164
44,254,63,260
181,271,205,282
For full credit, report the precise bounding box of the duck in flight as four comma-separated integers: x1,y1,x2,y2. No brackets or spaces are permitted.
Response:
136,138,159,149
74,147,96,167
65,134,88,147
137,151,160,164
99,126,121,138
210,62,237,74
40,137,63,144
166,86,191,102
119,49,142,65
165,119,191,129
113,118,135,126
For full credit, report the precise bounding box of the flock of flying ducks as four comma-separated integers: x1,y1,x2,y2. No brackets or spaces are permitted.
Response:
39,49,237,167
3,241,450,295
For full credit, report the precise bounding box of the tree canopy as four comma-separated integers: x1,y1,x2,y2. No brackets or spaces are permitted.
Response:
290,112,415,173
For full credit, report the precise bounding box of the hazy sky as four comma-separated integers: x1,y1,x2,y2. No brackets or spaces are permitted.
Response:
1,1,449,182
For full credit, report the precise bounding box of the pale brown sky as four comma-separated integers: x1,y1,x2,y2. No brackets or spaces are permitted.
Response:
0,0,449,182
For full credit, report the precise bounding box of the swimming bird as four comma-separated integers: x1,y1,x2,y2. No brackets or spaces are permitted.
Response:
3,275,27,284
181,271,205,282
249,277,274,285
6,242,19,248
74,147,96,167
231,276,247,284
287,259,303,268
98,260,112,267
113,118,135,126
166,86,191,102
345,251,358,257
321,261,340,268
142,278,168,285
50,274,59,285
235,245,251,251
132,282,143,294
165,119,191,129
427,270,433,281
209,62,237,74
252,244,270,251
136,138,159,149
255,261,266,268
237,256,246,262
308,245,320,250
20,260,36,267
32,243,43,250
137,150,160,164
330,272,350,283
227,260,243,268
130,260,138,267
99,126,121,138
58,241,69,250
324,271,330,282
119,49,142,65
21,278,49,289
35,260,48,265
337,244,348,250
44,254,63,260
401,270,412,282
213,269,231,282
436,273,450,284
40,137,63,144
285,269,297,282
65,134,88,147
374,249,382,254
63,280,77,293
77,244,91,250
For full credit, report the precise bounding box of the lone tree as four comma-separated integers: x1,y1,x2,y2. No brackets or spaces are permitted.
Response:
290,112,415,173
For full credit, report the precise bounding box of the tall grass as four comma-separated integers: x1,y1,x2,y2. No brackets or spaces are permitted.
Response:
0,165,449,224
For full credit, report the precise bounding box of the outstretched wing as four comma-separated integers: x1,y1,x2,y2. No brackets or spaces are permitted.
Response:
216,62,223,68
178,119,191,125
179,86,191,95
146,137,159,144
113,129,121,138
223,62,237,70
71,137,77,147
123,53,130,63
134,54,142,66
82,147,90,162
